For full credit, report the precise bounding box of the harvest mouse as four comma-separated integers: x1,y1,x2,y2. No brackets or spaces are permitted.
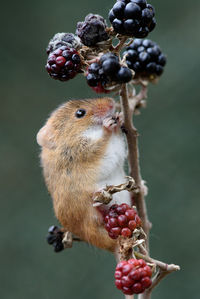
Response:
37,97,131,251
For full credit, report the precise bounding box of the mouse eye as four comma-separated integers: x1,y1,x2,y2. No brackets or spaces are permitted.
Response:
75,109,86,118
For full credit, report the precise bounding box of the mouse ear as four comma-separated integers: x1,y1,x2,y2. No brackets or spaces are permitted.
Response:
36,123,56,149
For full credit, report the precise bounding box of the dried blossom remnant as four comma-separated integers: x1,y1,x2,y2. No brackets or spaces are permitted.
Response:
93,176,137,206
46,33,82,54
76,14,109,47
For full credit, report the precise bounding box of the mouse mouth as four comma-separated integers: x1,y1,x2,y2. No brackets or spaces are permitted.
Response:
93,108,115,125
92,100,115,125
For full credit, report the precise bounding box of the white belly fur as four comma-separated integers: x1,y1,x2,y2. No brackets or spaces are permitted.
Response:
97,133,131,207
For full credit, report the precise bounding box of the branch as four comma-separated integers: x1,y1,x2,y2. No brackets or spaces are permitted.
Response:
129,83,148,113
134,251,180,273
135,251,180,299
93,176,138,206
62,231,82,248
113,36,128,54
119,84,151,247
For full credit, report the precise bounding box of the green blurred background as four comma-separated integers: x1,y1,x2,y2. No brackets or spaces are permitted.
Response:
1,0,199,298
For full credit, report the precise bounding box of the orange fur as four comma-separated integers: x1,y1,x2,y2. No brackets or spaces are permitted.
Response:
38,98,119,251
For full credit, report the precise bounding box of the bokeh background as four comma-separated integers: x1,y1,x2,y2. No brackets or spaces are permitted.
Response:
1,0,199,298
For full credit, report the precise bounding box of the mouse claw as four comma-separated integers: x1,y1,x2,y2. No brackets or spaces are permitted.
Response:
103,117,118,132
115,111,123,127
103,112,124,132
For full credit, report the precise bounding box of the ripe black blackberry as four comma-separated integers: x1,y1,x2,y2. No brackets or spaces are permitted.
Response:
109,0,156,38
86,52,133,93
46,226,64,252
76,14,109,47
46,33,82,55
124,39,166,78
45,46,82,81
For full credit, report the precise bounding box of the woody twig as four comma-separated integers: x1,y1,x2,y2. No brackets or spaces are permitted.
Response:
119,83,180,299
93,176,138,206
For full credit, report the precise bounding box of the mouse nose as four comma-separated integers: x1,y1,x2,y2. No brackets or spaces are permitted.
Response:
94,98,115,117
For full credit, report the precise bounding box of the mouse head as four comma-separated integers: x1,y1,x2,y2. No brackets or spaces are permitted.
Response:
37,97,115,150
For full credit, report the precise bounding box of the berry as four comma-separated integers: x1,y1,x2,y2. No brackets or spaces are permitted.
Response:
109,0,156,38
46,46,82,82
103,203,142,239
114,258,152,295
86,73,98,87
53,242,64,252
46,33,81,54
124,39,167,79
76,14,109,47
86,53,132,93
121,227,132,237
124,3,141,19
115,67,132,83
46,225,64,253
100,52,119,64
102,59,120,75
113,1,126,19
112,18,125,34
91,82,110,94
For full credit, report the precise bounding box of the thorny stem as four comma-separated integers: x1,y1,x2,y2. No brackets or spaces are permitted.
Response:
119,84,151,247
119,83,151,299
119,83,180,299
129,83,148,113
134,251,180,273
138,259,180,299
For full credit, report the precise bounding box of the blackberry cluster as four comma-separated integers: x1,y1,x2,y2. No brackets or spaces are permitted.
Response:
86,53,133,93
115,258,152,295
76,14,109,47
104,203,142,239
46,33,82,55
124,38,167,78
109,0,156,38
46,46,82,81
46,226,64,252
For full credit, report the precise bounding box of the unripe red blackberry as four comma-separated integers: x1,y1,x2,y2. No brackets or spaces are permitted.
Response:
109,0,156,38
46,33,82,54
115,258,152,295
86,53,133,93
124,38,167,79
46,46,82,82
104,203,142,239
76,14,109,47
